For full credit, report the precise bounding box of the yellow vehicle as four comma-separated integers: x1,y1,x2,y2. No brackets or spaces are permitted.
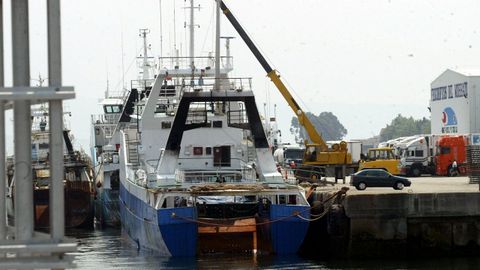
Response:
220,2,353,180
359,147,400,175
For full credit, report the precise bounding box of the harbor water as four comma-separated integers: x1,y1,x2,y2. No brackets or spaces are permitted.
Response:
69,228,480,269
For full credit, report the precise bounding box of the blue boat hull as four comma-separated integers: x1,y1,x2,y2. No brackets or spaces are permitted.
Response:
120,181,310,256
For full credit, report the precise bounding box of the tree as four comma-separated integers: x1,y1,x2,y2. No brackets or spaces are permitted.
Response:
379,114,431,141
290,112,347,144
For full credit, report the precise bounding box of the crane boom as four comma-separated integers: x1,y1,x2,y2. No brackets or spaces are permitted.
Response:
219,1,328,151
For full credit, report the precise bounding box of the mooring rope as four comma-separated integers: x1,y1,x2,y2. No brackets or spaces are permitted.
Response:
171,209,309,227
171,186,349,225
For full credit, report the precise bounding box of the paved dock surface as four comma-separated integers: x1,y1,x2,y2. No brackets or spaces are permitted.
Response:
316,176,479,194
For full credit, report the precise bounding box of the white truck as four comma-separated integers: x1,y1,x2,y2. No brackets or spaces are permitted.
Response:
398,135,437,176
327,140,363,163
273,144,305,167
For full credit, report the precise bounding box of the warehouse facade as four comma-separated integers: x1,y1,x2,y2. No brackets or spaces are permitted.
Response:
430,69,480,134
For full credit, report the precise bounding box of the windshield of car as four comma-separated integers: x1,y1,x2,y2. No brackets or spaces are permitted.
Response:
356,170,369,176
357,170,389,177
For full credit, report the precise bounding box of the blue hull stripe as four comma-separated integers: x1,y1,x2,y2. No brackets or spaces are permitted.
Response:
159,208,197,256
270,205,310,254
120,181,197,256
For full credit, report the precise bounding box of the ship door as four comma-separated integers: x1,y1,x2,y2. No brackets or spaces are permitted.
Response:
213,146,231,167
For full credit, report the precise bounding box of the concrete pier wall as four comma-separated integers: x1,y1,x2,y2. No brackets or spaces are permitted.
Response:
344,192,480,257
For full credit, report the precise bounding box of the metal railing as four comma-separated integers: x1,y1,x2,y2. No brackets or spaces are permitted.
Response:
180,77,252,93
158,56,233,71
131,79,155,92
176,167,257,184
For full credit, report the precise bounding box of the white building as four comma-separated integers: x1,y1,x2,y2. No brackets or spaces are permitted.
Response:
430,69,480,134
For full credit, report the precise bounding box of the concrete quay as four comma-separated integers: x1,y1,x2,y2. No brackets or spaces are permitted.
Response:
306,176,480,258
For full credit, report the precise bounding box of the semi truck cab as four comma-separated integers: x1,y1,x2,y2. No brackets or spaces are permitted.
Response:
434,136,467,176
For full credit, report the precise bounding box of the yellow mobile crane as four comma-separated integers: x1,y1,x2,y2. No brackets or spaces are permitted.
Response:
220,1,353,180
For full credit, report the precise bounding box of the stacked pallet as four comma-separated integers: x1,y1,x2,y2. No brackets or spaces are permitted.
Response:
466,145,480,184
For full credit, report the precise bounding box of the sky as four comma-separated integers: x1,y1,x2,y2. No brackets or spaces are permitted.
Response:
3,0,480,154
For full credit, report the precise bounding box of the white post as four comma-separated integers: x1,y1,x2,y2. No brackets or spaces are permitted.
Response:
12,0,33,241
47,0,65,241
0,0,6,241
0,102,4,241
158,0,163,58
189,0,194,67
214,0,221,91
225,37,232,69
139,29,150,81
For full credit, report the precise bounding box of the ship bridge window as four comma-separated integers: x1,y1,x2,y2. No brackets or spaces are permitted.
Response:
415,150,423,157
104,105,122,114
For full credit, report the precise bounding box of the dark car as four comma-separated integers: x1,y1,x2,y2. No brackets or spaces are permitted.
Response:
350,169,411,190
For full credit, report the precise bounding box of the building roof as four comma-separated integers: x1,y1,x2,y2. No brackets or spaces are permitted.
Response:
449,68,480,77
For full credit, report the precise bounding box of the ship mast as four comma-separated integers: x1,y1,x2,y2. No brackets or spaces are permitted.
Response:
186,0,200,81
214,0,221,91
159,0,163,58
189,0,194,68
139,28,150,80
221,36,234,70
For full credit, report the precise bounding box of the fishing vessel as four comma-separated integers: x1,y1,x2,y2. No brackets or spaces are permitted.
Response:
91,29,157,228
91,93,124,227
7,104,94,229
115,1,310,256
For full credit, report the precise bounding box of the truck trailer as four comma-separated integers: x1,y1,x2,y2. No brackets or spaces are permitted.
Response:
398,134,468,176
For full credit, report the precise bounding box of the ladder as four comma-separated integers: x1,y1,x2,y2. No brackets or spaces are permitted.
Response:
125,132,140,165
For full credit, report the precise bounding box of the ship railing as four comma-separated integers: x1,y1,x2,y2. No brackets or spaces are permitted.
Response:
227,109,248,128
106,90,126,99
31,149,88,167
158,56,233,72
91,113,120,125
186,110,208,125
130,79,155,92
145,159,160,170
187,77,252,93
136,55,156,68
177,170,257,184
100,150,120,165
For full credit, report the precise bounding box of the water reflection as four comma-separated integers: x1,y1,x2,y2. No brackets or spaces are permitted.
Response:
68,228,480,270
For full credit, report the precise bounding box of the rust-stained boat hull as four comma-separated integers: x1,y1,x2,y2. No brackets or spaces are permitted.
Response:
33,181,94,230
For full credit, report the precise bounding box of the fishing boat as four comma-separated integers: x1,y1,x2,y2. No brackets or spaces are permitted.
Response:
91,93,124,227
90,29,156,228
7,104,94,229
115,1,310,256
